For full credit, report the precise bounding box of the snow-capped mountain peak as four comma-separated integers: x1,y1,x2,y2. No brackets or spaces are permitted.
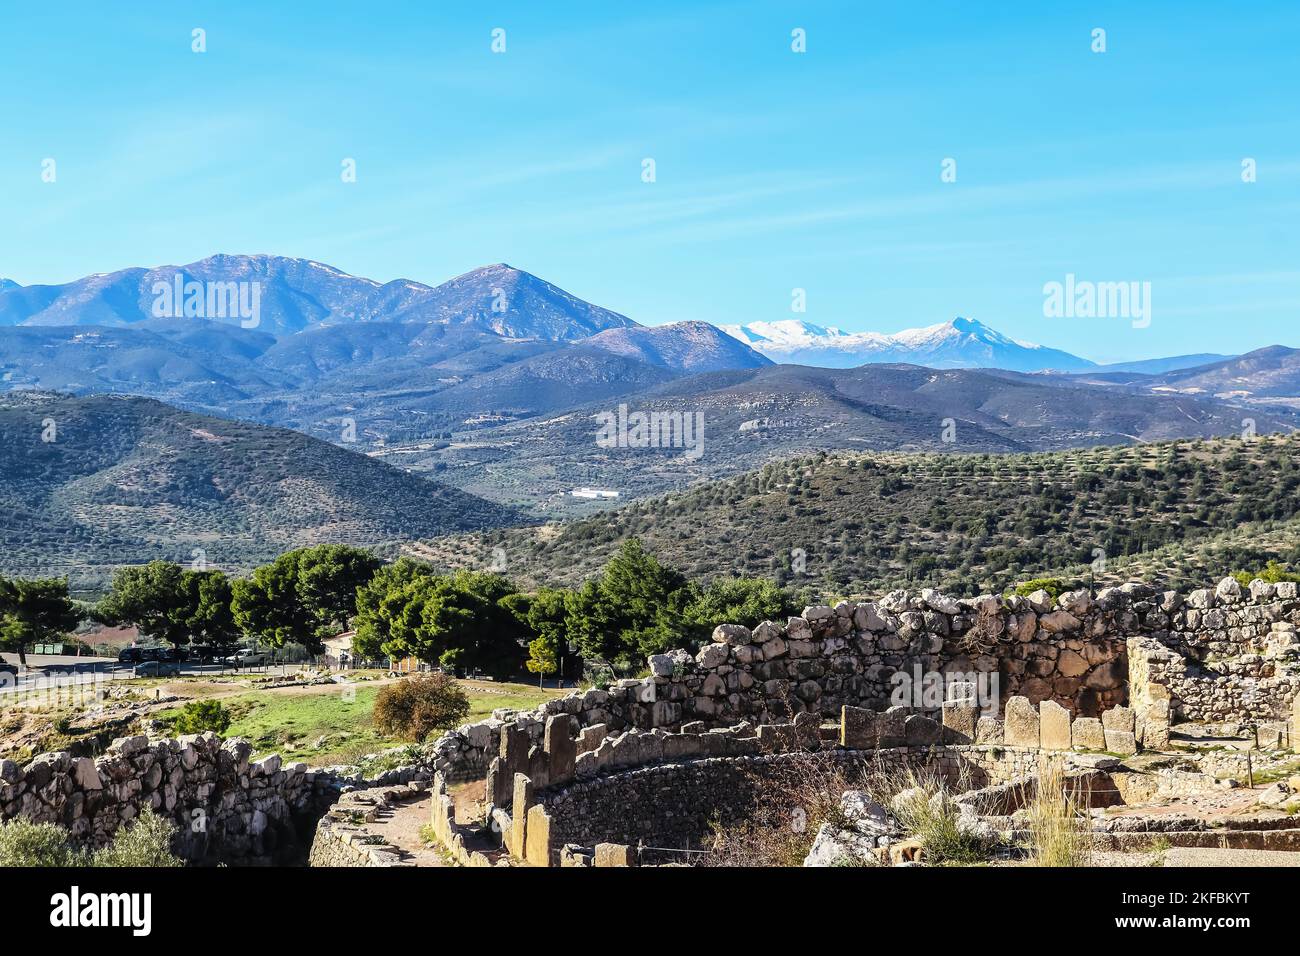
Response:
722,316,1096,372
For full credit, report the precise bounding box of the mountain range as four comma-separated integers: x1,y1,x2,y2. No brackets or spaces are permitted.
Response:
720,316,1094,372
370,361,1300,512
0,256,638,340
720,316,1232,375
1,254,1296,525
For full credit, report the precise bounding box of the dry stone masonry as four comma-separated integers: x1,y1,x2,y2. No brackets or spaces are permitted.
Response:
0,732,339,864
417,576,1300,866
429,578,1300,784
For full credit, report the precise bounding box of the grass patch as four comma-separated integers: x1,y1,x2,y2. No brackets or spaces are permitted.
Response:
154,679,558,766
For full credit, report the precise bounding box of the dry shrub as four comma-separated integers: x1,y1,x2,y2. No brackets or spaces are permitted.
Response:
883,764,992,865
372,672,470,742
700,752,867,867
1026,757,1091,867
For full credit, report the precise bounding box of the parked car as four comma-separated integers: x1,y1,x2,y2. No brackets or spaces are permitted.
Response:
120,646,184,665
0,660,18,687
223,649,268,668
133,660,181,677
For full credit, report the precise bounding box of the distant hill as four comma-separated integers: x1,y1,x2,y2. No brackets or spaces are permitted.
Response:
371,361,1300,512
1096,353,1233,375
413,263,636,340
422,432,1300,597
1142,346,1300,401
0,392,520,590
722,317,1097,371
581,321,772,372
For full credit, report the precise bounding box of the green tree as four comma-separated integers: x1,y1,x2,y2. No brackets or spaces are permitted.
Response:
682,577,795,641
352,558,438,661
0,577,81,668
171,699,231,734
232,545,380,653
353,562,527,676
184,570,239,651
525,635,558,687
565,539,691,668
97,561,194,649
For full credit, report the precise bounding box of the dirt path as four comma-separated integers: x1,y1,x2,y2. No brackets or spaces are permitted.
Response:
363,794,448,867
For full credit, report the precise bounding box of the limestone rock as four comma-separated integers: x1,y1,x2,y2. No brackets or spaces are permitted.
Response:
711,624,752,646
1003,696,1040,747
1071,717,1105,751
1039,700,1072,750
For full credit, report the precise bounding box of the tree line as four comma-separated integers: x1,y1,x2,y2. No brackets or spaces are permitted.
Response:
0,540,801,678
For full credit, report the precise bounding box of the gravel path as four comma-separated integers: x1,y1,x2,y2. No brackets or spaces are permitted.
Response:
1090,847,1300,867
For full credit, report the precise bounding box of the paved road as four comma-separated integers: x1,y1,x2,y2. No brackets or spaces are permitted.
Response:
0,654,304,696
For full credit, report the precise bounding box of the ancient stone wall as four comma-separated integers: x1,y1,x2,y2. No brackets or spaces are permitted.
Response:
430,578,1300,783
1129,578,1299,726
0,732,340,865
537,746,1046,857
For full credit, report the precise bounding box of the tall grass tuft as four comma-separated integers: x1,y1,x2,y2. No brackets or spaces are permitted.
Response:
1026,757,1091,867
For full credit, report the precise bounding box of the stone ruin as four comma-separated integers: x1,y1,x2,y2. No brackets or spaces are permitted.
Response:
5,575,1297,867
418,576,1300,867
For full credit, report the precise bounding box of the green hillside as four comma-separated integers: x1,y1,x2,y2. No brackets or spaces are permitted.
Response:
419,432,1300,597
0,392,519,592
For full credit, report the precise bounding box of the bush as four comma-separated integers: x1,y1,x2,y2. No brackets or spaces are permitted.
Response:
884,768,993,865
372,672,470,742
0,819,83,866
172,699,231,735
1012,578,1066,600
1232,561,1300,588
91,811,184,867
0,811,182,867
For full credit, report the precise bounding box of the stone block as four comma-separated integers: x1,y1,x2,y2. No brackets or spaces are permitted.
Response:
1003,696,1039,748
1071,717,1106,751
593,843,636,867
941,702,980,744
524,804,553,867
975,716,1003,745
841,706,877,748
903,714,941,746
1039,700,1071,751
1101,706,1135,734
509,773,533,859
1104,729,1137,756
576,723,607,754
543,714,577,786
876,707,906,748
756,724,798,752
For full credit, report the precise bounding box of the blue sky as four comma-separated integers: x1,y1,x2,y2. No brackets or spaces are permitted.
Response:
2,0,1297,363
